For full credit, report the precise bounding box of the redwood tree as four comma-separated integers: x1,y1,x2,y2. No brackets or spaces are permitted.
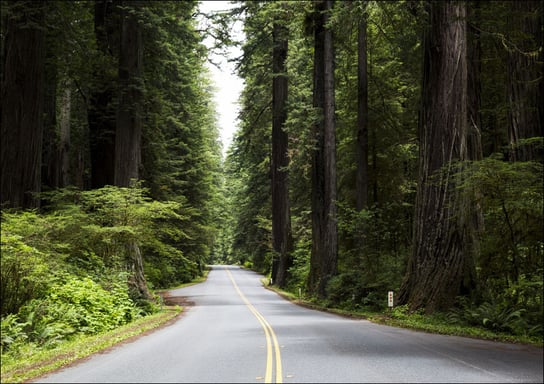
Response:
115,1,150,300
308,0,338,298
271,19,293,288
1,1,46,209
88,0,117,188
398,1,472,312
355,2,369,212
115,0,143,187
506,0,543,162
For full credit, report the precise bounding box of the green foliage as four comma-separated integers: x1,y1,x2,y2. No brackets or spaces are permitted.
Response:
327,203,409,310
447,299,537,336
1,211,64,315
1,277,140,354
0,185,203,358
454,157,543,325
1,314,27,354
287,227,311,293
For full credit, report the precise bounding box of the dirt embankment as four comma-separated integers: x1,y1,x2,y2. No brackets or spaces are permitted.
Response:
158,291,195,307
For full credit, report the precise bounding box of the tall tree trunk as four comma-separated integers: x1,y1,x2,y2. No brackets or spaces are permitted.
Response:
308,0,326,296
271,21,293,288
88,0,117,188
506,0,543,162
308,0,338,298
466,1,484,293
356,3,369,212
115,1,142,187
467,2,483,162
43,73,71,190
1,1,46,209
115,1,150,300
398,1,471,312
42,46,59,191
58,83,71,187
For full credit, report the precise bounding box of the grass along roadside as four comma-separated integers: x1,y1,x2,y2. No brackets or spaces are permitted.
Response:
1,306,183,383
261,279,543,347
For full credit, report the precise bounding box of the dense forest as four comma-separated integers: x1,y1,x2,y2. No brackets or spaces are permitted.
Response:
1,0,543,360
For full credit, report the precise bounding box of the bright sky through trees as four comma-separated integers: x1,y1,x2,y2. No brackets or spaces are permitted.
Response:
198,1,244,157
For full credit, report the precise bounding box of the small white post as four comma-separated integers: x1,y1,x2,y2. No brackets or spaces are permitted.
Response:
388,291,394,308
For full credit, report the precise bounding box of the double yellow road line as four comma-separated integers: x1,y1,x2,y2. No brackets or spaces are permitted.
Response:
226,267,283,384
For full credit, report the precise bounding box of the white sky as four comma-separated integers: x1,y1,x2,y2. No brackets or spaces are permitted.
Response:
198,1,245,157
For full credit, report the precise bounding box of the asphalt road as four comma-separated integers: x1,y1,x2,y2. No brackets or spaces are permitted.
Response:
35,265,543,383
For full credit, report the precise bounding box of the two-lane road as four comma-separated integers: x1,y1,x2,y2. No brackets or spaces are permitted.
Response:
36,265,543,383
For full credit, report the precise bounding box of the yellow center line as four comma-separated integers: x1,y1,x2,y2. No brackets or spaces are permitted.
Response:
226,267,283,384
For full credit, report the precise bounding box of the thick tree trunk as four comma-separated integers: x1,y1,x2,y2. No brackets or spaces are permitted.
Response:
115,1,150,300
398,1,471,312
58,84,71,187
506,1,543,162
114,1,142,187
356,6,369,212
271,22,293,288
466,1,484,291
126,240,152,300
309,0,338,298
88,0,117,188
42,77,71,191
467,2,483,162
42,51,59,191
1,1,46,209
308,0,326,296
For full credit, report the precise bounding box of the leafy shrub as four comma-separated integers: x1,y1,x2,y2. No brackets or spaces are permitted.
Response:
448,299,527,334
287,235,311,293
1,213,55,316
456,157,543,299
44,277,141,332
10,277,142,350
0,314,27,354
40,185,197,289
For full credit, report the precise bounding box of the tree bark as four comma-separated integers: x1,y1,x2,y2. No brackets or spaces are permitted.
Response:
114,1,143,187
309,0,338,298
58,83,71,187
398,1,471,312
114,1,150,301
466,1,484,292
356,3,369,211
1,1,46,209
88,0,117,188
467,1,483,162
42,47,59,191
271,21,293,288
506,0,543,162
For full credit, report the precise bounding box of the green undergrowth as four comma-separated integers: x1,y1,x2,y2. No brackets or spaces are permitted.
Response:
1,306,182,384
262,279,543,347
